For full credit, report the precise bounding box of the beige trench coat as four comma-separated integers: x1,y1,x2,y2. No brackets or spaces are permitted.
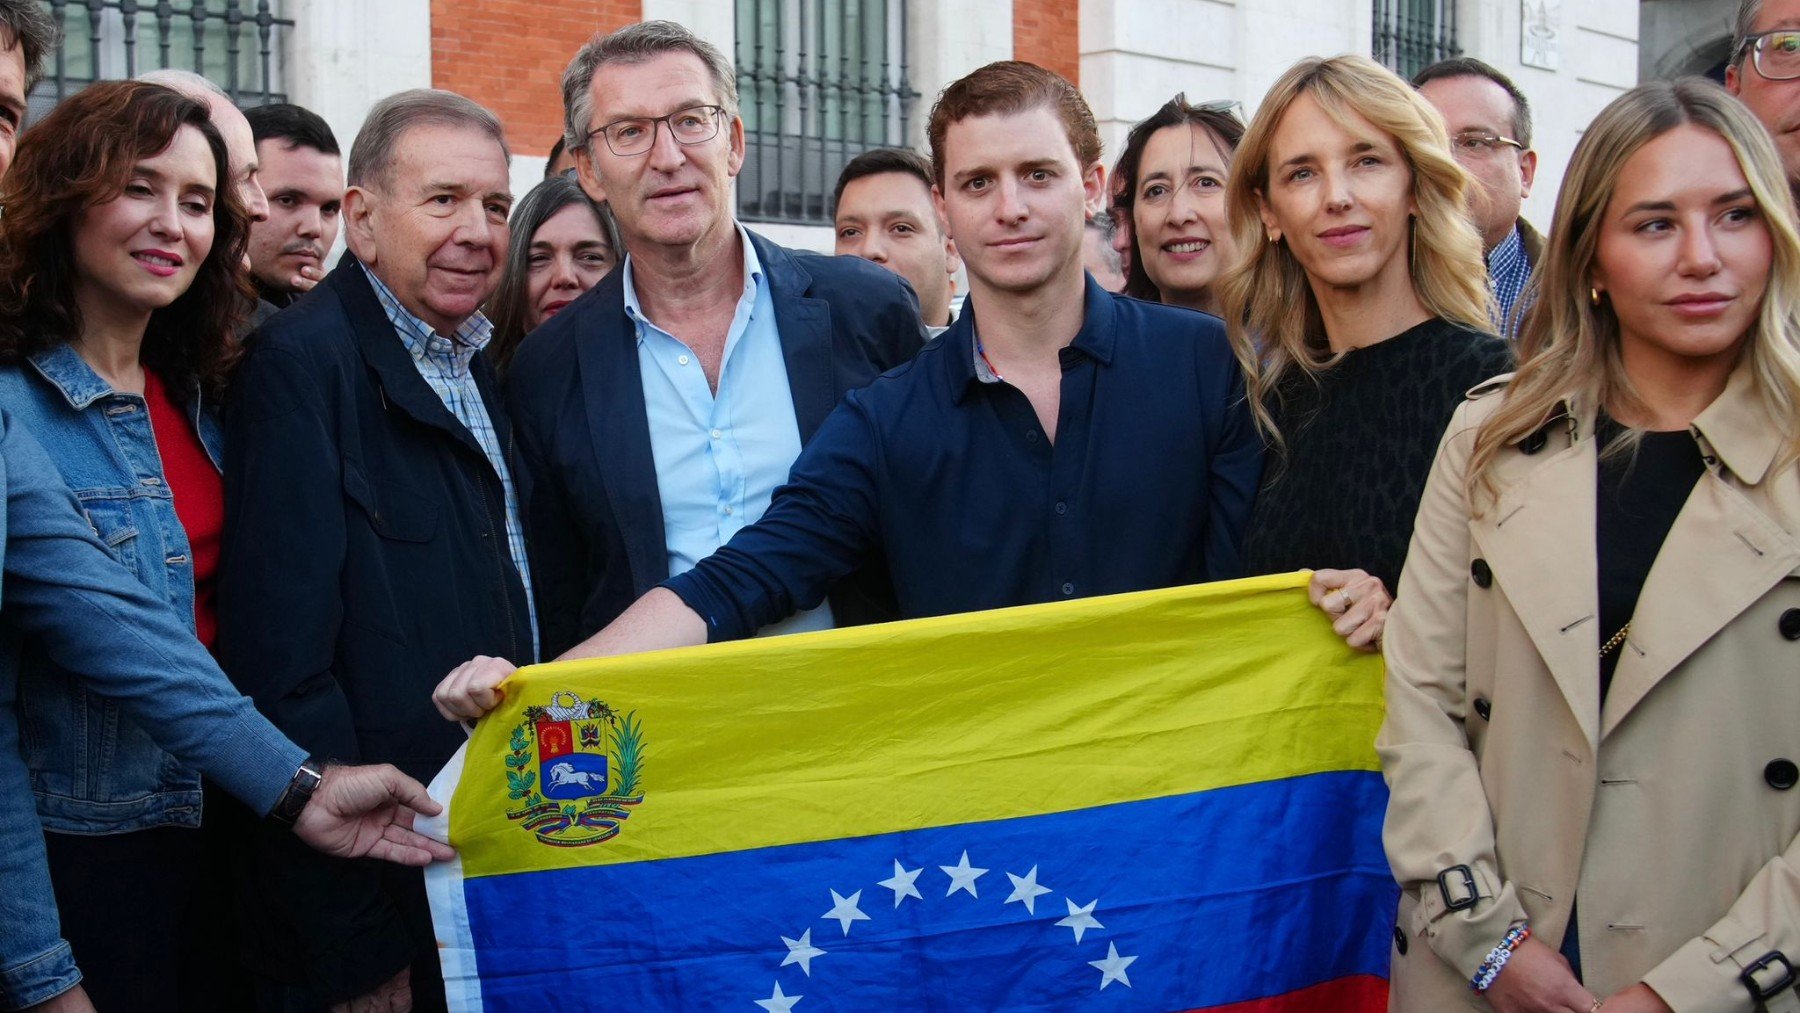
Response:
1379,366,1800,1013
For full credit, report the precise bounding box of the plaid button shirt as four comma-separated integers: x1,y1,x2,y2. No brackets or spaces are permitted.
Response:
1487,224,1530,340
362,264,539,661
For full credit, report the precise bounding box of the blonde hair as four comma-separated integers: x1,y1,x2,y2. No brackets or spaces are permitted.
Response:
1218,55,1492,446
1468,77,1800,502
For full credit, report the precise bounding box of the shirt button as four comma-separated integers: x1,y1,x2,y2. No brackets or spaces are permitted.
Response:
1780,608,1800,641
1061,582,1075,596
1026,430,1039,443
721,505,733,516
1766,759,1799,791
678,354,691,366
1054,501,1068,515
711,428,723,440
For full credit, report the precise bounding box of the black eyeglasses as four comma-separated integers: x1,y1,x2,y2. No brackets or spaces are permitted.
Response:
1742,30,1800,81
586,104,727,157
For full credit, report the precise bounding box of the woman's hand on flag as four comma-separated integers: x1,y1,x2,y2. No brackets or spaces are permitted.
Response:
1308,568,1389,653
293,763,456,866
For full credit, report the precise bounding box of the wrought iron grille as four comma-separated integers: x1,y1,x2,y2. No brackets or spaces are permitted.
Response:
1373,0,1459,81
735,0,918,226
30,0,293,122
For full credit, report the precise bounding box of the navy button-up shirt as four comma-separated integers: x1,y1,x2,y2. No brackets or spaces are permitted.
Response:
664,276,1264,641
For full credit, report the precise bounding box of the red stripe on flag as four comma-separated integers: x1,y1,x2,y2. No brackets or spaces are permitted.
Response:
1183,974,1389,1012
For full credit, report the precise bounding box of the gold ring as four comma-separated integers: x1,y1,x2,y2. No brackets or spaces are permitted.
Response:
1590,1000,1604,1012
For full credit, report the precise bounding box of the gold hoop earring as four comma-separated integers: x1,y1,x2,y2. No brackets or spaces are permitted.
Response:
1267,232,1279,245
1589,287,1602,306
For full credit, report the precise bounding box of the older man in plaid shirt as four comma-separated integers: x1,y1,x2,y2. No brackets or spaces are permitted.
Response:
217,88,533,1013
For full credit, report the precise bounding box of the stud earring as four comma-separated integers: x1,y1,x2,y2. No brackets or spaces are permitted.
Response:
1589,287,1602,306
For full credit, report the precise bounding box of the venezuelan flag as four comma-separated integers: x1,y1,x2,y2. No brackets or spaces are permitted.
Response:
423,572,1395,1011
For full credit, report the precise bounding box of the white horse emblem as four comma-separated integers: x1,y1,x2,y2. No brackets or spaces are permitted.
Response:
548,761,606,792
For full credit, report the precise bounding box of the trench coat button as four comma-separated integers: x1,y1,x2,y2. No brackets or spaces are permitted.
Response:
1473,697,1491,721
1780,608,1800,641
1393,926,1408,954
1521,429,1548,454
1767,759,1799,791
1470,559,1493,588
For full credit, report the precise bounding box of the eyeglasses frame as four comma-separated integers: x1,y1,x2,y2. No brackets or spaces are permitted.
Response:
584,104,730,158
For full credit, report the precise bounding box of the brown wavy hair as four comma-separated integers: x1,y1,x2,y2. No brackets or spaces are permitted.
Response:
0,80,251,401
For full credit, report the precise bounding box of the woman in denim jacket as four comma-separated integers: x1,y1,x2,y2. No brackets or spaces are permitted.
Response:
0,81,256,1009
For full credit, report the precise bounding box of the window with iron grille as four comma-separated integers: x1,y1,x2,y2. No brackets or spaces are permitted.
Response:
1373,0,1459,81
30,0,294,122
735,0,918,226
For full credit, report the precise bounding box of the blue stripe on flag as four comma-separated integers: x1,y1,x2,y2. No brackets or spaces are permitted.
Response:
463,769,1394,1011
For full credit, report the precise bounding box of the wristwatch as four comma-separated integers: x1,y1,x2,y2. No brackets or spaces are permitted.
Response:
268,754,326,827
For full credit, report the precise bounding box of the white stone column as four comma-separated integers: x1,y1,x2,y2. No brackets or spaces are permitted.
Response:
282,0,432,163
908,0,1014,148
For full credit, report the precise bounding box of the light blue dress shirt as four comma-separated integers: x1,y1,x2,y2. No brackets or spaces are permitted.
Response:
623,226,833,637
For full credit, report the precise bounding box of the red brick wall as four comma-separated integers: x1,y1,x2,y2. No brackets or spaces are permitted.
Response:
1013,0,1080,86
431,0,641,157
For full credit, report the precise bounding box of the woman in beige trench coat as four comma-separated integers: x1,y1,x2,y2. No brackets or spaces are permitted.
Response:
1380,79,1800,1013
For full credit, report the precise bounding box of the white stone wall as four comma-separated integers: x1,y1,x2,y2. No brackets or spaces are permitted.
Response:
1077,0,1642,232
1458,0,1640,226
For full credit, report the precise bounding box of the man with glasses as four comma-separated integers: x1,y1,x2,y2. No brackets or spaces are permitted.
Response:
1414,58,1541,338
506,21,923,658
1729,0,1800,201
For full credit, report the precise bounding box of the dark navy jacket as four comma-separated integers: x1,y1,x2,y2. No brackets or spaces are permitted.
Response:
507,230,925,657
665,278,1265,640
217,259,533,1001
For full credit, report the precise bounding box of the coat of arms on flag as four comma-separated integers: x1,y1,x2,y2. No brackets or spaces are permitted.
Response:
503,690,644,847
427,573,1396,1010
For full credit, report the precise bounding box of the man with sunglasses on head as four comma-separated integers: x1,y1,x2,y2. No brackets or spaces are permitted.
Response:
507,21,922,659
1414,58,1541,338
1729,0,1800,203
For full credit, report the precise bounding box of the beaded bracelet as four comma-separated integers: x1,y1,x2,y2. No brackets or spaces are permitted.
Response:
1470,923,1532,993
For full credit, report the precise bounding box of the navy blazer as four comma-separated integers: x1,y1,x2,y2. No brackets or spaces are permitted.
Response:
217,258,533,999
508,229,925,656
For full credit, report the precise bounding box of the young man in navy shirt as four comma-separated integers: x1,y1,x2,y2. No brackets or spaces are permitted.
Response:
435,61,1263,714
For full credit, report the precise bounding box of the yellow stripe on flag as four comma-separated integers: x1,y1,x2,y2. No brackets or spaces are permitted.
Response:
452,572,1383,879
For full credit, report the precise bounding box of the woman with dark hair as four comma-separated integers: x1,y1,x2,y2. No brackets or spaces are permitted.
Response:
1112,93,1245,313
0,79,253,1009
487,174,620,373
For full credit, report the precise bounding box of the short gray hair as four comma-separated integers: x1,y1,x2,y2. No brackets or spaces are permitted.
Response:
1734,0,1765,68
0,0,58,89
137,68,229,100
561,21,738,152
348,88,509,188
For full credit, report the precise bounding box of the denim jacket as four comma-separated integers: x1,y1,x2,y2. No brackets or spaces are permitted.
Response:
0,403,304,1008
0,344,221,834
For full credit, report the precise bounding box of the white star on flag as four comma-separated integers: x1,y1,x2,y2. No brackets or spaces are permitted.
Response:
1056,898,1104,943
779,928,826,976
1088,941,1138,989
755,981,803,1012
940,850,989,898
1003,866,1052,915
821,889,870,936
877,860,923,908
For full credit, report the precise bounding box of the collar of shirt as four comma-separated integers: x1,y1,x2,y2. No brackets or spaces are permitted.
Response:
950,274,1118,402
361,261,493,377
1486,223,1526,276
619,223,764,343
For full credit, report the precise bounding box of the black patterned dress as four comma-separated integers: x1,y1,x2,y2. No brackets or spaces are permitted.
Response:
1240,317,1514,593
